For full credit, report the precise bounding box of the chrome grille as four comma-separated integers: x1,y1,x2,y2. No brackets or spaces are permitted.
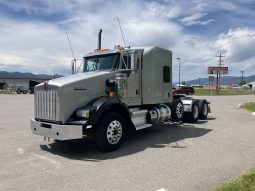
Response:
35,90,59,121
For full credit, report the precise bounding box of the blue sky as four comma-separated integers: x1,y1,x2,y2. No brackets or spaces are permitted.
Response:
0,0,255,81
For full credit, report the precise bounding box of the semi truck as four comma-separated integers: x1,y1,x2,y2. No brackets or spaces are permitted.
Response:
30,31,210,151
16,85,29,94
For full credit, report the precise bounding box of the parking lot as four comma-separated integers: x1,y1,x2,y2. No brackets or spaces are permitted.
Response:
0,94,255,191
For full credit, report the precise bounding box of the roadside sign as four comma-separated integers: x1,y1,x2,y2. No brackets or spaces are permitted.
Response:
208,76,214,81
208,66,228,75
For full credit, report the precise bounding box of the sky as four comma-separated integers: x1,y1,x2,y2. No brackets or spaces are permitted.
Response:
0,0,255,82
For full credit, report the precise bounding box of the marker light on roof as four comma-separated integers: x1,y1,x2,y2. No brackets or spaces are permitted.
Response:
95,48,110,52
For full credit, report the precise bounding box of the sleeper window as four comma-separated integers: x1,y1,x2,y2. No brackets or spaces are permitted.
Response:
163,66,170,83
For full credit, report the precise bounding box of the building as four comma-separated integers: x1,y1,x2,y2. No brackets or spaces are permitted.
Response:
242,81,255,90
0,77,50,92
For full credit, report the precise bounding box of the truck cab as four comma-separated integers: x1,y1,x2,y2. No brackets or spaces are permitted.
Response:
30,45,210,152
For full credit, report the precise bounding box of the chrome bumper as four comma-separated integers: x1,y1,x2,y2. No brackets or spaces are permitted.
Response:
30,119,83,140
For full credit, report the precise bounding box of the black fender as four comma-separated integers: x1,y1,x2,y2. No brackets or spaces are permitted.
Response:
77,96,132,126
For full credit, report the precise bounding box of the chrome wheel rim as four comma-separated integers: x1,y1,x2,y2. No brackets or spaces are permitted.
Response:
176,103,183,119
193,105,199,119
106,120,122,144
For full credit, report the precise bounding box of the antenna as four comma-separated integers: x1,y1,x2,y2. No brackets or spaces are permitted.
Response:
66,32,76,74
116,17,127,47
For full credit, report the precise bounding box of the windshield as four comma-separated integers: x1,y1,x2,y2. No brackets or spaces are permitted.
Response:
83,53,120,72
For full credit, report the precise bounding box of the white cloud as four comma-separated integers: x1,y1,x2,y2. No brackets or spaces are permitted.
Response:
142,1,181,19
171,27,255,80
181,13,207,23
0,53,28,65
0,15,72,74
213,27,255,75
0,0,97,16
180,12,214,26
0,0,254,82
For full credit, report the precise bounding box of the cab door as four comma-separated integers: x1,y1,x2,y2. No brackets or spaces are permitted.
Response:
126,49,143,106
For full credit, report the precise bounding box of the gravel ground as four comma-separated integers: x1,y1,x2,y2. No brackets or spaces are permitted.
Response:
0,94,255,191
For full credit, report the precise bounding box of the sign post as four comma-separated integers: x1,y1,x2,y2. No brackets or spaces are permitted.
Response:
208,76,214,95
208,66,228,95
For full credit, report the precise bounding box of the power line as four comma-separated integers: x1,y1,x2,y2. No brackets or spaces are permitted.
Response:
241,70,245,82
177,58,181,86
216,53,225,67
215,53,225,95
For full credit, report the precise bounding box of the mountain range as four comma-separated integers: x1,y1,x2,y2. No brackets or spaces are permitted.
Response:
1,71,254,86
0,71,62,80
185,75,255,86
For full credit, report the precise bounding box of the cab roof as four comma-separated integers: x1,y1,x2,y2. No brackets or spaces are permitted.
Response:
83,46,164,58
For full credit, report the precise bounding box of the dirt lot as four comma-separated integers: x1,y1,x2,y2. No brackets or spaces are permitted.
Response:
0,94,255,191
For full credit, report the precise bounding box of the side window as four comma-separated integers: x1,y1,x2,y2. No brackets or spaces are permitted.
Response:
163,66,170,83
121,55,131,69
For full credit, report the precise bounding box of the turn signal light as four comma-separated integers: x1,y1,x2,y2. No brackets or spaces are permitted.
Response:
108,91,115,97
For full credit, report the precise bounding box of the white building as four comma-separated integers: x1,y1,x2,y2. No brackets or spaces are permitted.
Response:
0,77,49,91
242,81,255,90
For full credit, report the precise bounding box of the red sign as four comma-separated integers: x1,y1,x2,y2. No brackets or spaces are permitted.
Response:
208,66,228,75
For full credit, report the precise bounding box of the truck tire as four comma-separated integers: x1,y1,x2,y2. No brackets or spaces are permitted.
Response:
185,101,199,123
17,90,21,94
170,99,184,122
22,90,28,94
198,100,208,120
95,112,126,152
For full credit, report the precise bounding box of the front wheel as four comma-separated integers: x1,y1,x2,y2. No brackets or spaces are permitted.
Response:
95,112,126,152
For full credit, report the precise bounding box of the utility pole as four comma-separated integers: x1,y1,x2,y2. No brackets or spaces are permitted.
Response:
241,70,245,83
177,58,181,86
216,54,225,95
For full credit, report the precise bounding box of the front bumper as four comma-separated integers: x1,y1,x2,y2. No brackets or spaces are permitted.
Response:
30,119,83,140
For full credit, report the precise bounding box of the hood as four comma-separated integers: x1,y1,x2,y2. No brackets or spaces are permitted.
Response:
34,71,114,123
48,71,111,87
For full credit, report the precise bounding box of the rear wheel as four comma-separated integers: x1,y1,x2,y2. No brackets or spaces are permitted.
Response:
185,101,199,123
170,99,184,122
95,112,126,152
198,100,208,120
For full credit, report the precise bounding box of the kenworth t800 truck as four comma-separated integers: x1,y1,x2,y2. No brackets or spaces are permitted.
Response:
30,36,210,151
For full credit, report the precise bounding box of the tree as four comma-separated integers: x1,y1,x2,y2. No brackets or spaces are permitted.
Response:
239,80,247,86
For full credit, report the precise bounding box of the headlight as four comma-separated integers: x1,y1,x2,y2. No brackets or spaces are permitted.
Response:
76,109,90,118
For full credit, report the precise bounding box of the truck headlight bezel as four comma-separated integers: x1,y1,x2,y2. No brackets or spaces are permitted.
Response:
76,109,90,119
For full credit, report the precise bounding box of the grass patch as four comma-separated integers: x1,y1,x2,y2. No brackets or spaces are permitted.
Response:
212,168,255,191
241,102,255,112
194,88,255,96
